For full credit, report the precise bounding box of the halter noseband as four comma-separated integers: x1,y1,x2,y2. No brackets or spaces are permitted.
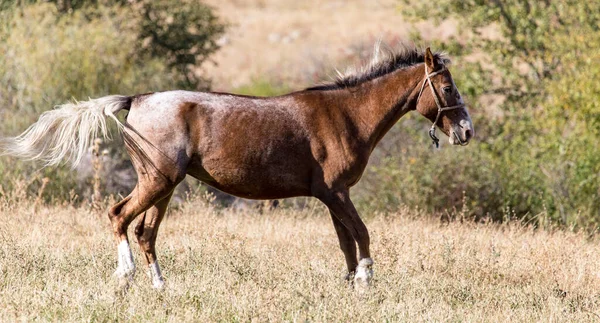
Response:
417,64,465,148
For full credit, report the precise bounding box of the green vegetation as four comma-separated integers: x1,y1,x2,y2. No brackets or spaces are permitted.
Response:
1,0,599,230
232,78,291,97
0,0,224,199
355,1,600,228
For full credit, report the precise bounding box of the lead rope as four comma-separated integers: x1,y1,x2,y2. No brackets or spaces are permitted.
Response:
417,64,465,148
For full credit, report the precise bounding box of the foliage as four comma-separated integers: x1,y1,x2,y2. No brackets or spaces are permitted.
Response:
137,0,225,89
0,1,225,201
356,0,600,227
232,78,291,97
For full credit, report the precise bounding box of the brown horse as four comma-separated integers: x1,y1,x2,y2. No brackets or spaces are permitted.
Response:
0,47,473,289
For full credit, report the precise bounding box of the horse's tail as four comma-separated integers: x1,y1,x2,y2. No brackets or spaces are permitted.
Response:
0,95,131,167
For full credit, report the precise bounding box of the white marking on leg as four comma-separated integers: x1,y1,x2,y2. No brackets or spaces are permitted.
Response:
354,258,374,291
148,261,165,290
114,240,136,279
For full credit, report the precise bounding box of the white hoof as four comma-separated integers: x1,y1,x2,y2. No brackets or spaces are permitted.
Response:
354,258,374,291
152,279,165,290
114,240,136,281
113,267,136,279
148,261,165,290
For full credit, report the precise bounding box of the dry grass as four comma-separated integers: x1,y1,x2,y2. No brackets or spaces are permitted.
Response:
202,0,456,90
1,196,600,322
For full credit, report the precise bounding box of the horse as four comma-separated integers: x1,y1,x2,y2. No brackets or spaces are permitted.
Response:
0,46,473,290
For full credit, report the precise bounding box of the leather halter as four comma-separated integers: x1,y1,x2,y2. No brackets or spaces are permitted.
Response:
417,64,465,148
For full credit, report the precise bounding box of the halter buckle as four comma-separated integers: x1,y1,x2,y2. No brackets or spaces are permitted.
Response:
428,126,439,148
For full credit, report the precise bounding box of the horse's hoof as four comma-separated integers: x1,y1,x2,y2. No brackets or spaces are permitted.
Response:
343,271,354,281
148,262,165,290
112,270,134,292
353,258,374,291
152,279,165,290
148,270,165,290
113,265,136,289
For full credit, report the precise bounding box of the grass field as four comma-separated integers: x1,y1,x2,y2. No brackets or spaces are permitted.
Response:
1,196,600,322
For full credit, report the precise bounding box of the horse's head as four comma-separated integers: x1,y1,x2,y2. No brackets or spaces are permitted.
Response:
415,48,473,146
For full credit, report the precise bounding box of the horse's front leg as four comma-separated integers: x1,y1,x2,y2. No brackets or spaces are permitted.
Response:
329,210,358,280
319,190,373,289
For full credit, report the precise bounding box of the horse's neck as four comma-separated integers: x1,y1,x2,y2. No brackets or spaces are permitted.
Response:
340,65,424,149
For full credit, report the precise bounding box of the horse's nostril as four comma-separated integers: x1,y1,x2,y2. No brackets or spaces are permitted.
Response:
464,129,472,140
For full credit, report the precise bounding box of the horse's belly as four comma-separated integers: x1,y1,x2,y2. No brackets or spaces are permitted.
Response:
187,157,312,199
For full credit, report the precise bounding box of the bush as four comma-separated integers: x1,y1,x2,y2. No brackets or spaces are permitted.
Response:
353,1,600,228
232,78,291,97
0,1,225,201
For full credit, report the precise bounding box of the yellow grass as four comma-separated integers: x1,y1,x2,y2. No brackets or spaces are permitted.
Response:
202,0,456,90
1,196,600,322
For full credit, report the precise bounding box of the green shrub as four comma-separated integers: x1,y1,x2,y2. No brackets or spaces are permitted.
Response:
0,1,225,201
354,0,600,228
232,78,291,97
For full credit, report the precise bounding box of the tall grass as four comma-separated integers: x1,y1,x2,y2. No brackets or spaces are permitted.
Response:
1,192,600,321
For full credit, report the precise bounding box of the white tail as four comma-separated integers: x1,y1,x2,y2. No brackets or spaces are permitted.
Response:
0,95,130,167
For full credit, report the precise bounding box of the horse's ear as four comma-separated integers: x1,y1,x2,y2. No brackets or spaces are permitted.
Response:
424,47,439,72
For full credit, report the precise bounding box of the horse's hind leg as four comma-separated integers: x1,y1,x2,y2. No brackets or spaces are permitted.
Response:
108,179,178,284
134,192,173,289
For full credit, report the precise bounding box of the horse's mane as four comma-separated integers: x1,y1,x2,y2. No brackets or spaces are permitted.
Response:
307,44,450,91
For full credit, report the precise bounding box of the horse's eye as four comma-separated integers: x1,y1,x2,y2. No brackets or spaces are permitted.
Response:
443,86,452,95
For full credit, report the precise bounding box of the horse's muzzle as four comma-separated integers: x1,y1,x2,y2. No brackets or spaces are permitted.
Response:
449,119,474,146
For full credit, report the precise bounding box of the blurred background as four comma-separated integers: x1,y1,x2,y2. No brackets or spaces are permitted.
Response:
0,0,599,229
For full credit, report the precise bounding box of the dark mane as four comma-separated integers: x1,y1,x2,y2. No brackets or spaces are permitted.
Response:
307,46,450,91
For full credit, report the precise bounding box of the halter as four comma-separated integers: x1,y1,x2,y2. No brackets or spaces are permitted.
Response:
417,64,465,148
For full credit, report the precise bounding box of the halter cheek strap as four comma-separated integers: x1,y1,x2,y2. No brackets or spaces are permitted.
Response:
417,65,465,148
